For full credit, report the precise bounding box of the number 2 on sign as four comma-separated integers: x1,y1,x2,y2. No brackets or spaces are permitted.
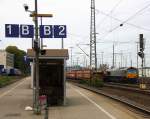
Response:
59,26,65,35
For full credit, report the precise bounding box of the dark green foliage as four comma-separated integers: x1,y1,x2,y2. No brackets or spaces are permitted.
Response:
0,76,12,87
5,46,30,75
91,74,103,87
79,79,88,84
79,75,104,87
90,78,103,87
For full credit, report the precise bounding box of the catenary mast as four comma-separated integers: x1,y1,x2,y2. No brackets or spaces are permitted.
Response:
90,0,97,71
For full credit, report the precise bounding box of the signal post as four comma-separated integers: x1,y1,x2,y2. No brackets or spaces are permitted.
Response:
138,34,146,89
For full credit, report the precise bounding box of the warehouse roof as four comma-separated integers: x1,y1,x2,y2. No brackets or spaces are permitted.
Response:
27,49,69,59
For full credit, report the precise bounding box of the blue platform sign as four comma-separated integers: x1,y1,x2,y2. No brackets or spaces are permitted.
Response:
54,25,67,38
5,24,19,37
20,25,34,38
40,25,53,38
5,24,67,38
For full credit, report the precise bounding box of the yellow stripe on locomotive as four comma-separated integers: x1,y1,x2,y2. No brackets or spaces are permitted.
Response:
127,73,138,78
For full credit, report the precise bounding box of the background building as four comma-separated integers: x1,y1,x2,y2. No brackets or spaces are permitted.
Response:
0,50,14,68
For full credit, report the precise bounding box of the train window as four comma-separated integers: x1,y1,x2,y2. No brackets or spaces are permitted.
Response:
127,69,137,73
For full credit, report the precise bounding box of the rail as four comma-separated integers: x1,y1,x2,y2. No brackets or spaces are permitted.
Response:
71,82,150,115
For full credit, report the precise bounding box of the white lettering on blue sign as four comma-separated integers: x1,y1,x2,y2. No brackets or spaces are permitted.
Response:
54,25,66,38
5,24,67,38
59,26,65,36
5,24,19,37
7,25,12,35
44,26,51,35
20,25,34,38
22,25,29,35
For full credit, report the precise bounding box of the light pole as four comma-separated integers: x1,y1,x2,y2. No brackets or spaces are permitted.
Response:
76,57,79,66
75,52,88,68
34,0,40,114
101,52,104,65
69,47,74,70
24,1,53,114
23,3,39,113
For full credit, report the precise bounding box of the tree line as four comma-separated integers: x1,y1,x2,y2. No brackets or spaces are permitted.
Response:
5,46,30,75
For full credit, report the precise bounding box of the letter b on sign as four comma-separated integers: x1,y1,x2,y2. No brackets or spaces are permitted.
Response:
40,25,53,38
20,25,34,38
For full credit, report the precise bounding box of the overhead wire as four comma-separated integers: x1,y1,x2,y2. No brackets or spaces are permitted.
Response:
107,3,150,32
96,0,123,29
122,3,150,24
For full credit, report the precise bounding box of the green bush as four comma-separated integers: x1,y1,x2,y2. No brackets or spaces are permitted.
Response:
78,74,103,87
90,74,104,87
79,79,88,84
0,76,15,87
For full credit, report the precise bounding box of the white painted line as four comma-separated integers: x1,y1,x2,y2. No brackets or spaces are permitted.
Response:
0,78,28,99
71,86,117,119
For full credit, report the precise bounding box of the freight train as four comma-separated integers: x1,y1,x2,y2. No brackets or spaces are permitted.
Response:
66,69,104,80
66,67,139,83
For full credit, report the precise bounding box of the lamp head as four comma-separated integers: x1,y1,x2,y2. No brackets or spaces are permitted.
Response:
23,4,29,11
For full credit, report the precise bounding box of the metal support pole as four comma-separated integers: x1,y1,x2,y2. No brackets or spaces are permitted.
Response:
70,47,73,70
77,57,79,66
71,48,72,68
90,0,97,71
136,42,139,69
40,17,43,49
33,59,36,109
61,38,64,49
121,51,123,68
142,56,144,77
112,44,115,68
101,52,104,65
34,0,40,114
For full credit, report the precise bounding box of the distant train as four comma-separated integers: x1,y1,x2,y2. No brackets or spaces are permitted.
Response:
0,67,21,76
66,69,103,80
104,67,138,83
66,67,139,83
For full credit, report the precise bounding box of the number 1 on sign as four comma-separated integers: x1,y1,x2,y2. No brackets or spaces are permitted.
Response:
6,24,12,35
5,24,19,37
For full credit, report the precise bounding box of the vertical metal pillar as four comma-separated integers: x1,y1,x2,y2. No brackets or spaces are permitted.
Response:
101,52,104,65
112,44,115,68
121,51,123,68
142,55,144,77
70,47,73,70
34,0,40,114
90,0,97,71
62,38,64,49
40,17,43,50
136,42,139,69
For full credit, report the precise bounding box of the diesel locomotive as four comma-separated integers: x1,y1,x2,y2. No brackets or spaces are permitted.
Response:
104,67,138,83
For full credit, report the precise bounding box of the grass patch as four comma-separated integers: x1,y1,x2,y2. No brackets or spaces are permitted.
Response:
0,76,17,87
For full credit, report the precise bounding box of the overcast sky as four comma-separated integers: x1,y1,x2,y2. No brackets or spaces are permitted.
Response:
0,0,150,68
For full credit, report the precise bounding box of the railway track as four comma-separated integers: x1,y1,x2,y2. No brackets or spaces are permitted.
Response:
70,81,150,115
104,82,150,95
105,82,139,88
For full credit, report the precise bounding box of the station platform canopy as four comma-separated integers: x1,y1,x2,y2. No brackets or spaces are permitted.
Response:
27,49,69,60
